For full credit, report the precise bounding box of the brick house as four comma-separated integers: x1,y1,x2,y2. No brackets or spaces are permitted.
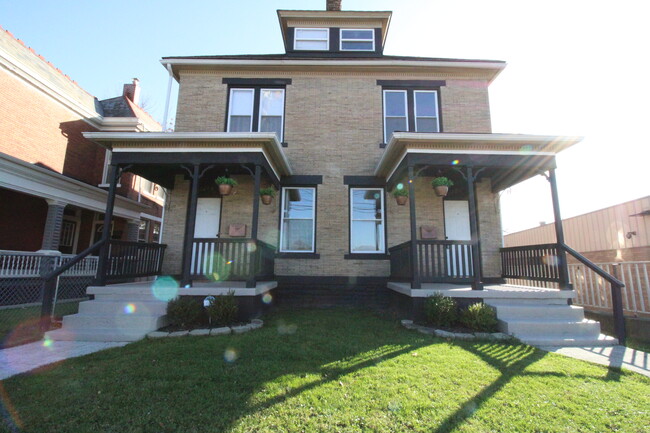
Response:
50,2,626,346
0,26,164,255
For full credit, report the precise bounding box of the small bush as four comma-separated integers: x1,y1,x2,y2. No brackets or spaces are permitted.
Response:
166,297,205,329
424,293,457,327
431,176,454,187
392,188,408,197
215,176,238,186
206,291,239,326
459,303,498,332
259,187,276,197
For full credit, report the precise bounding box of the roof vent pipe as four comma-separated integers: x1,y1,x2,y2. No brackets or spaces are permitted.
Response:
326,0,342,11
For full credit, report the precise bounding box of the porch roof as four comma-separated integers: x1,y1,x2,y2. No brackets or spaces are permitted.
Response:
375,133,583,191
82,132,293,182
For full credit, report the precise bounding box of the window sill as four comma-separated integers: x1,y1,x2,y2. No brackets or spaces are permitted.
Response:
344,253,389,260
98,183,122,188
276,252,320,259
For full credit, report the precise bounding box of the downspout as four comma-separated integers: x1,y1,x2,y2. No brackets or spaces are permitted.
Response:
162,63,174,131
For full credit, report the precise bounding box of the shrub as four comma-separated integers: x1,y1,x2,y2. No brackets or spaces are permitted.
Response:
166,297,205,329
215,176,238,186
206,291,239,326
259,187,276,197
424,293,457,327
392,188,408,197
459,303,498,332
431,176,454,187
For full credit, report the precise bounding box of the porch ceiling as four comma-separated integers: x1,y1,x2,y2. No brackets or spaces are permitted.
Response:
375,133,583,192
83,132,293,185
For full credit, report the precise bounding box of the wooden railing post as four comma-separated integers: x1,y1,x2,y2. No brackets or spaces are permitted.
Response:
610,264,627,344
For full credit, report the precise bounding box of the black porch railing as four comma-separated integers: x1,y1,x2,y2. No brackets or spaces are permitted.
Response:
105,240,167,280
389,240,474,283
500,242,627,344
191,238,275,281
500,243,561,283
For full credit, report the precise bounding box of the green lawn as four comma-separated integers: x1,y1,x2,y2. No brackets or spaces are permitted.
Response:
0,301,80,347
1,309,649,433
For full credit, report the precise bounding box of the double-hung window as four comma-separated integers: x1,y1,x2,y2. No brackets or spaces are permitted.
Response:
280,187,316,253
294,28,329,51
382,88,440,143
227,88,286,141
340,29,375,51
350,188,385,254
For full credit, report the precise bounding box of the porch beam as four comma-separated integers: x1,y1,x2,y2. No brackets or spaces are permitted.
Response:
96,164,120,286
466,166,483,290
407,164,420,289
547,169,571,290
180,164,201,287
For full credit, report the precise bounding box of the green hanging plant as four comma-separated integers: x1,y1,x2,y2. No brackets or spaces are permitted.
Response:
215,176,238,187
259,187,276,198
431,177,454,187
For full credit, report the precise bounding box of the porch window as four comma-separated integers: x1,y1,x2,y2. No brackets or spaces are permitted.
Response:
294,28,329,50
280,187,316,253
350,188,385,253
340,29,375,51
138,220,149,242
227,88,286,141
382,89,440,143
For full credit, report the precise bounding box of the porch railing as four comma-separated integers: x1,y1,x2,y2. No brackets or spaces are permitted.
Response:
389,240,474,283
500,242,627,344
0,250,99,278
105,241,167,280
191,238,275,281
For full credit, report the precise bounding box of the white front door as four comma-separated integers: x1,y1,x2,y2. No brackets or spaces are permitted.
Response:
194,198,221,238
444,200,473,277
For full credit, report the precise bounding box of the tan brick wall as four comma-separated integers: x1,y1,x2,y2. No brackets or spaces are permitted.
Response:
169,71,498,278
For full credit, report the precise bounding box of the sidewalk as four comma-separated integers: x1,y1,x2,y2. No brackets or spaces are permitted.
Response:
0,340,127,380
539,345,650,377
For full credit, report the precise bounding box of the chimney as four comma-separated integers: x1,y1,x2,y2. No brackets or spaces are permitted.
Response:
326,0,341,11
123,78,141,105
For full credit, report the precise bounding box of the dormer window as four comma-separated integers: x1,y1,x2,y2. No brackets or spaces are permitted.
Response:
294,28,329,51
340,29,374,51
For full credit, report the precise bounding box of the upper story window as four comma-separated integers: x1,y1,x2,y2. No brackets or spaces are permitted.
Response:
140,177,165,201
227,88,286,141
294,28,329,51
382,89,439,143
340,29,375,51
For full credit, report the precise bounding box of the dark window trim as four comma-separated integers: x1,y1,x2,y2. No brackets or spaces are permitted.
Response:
343,176,385,187
282,175,323,186
347,185,388,257
276,252,321,259
222,78,292,86
278,185,319,256
379,82,445,147
224,83,289,142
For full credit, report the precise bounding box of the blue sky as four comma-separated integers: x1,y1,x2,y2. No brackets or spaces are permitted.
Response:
2,0,648,233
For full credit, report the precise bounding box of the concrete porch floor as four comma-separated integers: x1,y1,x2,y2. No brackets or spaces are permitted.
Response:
387,282,575,300
90,280,278,297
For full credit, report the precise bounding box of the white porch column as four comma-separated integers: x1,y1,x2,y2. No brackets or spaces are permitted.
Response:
126,219,141,242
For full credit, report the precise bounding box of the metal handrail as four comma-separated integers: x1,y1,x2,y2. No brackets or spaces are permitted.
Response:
562,243,625,287
42,239,107,281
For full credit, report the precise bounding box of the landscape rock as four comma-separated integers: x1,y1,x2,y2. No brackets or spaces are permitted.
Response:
453,333,476,340
210,327,231,336
168,330,189,337
189,329,210,336
434,329,456,338
147,331,169,338
231,324,253,334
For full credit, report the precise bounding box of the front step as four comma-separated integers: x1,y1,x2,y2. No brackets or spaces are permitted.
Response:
490,304,586,321
499,318,602,339
523,334,619,347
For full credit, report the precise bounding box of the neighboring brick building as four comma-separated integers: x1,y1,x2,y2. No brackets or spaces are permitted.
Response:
0,26,164,254
85,1,581,298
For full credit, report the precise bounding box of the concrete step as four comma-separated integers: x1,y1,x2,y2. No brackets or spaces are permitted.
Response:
523,334,619,347
78,299,168,316
491,304,585,321
499,319,602,340
485,298,570,306
45,328,147,342
62,313,167,331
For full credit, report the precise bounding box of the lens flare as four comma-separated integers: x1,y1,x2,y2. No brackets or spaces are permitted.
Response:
396,183,404,190
246,242,258,253
262,293,272,304
225,261,233,265
224,348,238,363
42,338,53,348
124,303,136,314
151,276,179,301
451,159,460,165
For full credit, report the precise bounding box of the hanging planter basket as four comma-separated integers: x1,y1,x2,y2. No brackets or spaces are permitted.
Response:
215,176,238,196
395,195,408,206
431,177,454,197
392,188,409,206
259,187,276,205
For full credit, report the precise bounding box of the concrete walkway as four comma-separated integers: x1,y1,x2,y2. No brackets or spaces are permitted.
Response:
539,345,650,377
0,340,127,380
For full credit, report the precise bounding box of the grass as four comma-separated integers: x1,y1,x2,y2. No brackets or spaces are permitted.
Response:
0,301,80,348
1,308,649,433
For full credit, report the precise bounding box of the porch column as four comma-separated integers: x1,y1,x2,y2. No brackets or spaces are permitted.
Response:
96,164,120,286
466,166,483,290
548,169,571,290
180,164,200,287
408,164,420,289
40,199,67,252
247,164,262,288
126,219,140,242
